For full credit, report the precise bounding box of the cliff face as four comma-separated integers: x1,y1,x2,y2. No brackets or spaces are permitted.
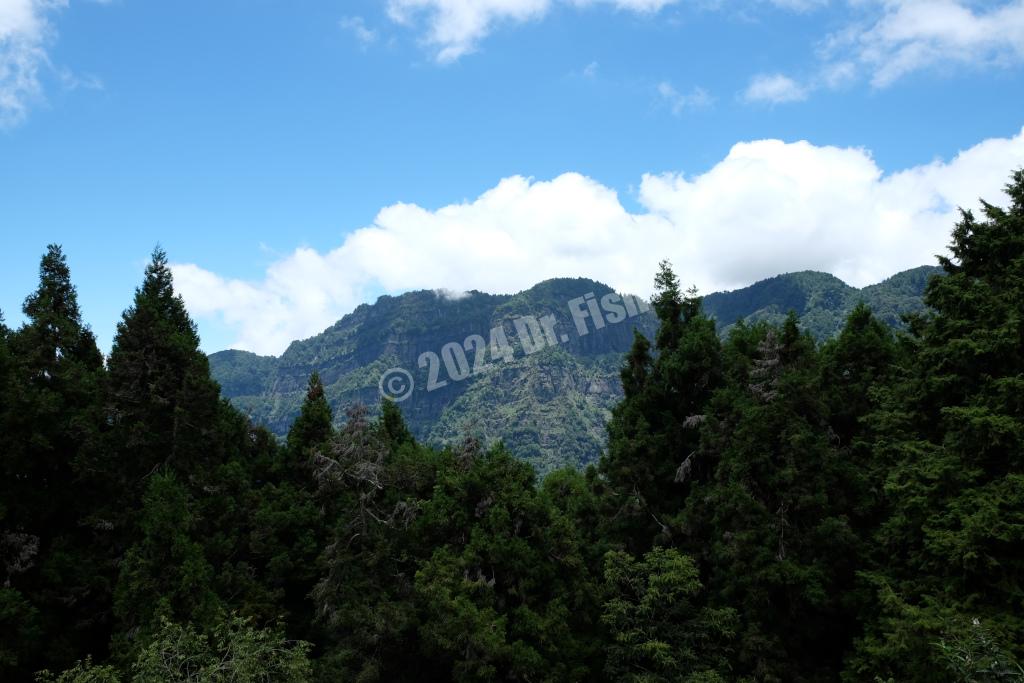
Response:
210,267,940,472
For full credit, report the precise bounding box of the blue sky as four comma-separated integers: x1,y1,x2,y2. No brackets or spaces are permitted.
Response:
2,0,1023,355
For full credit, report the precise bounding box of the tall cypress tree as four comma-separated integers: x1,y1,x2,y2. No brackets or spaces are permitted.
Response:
105,247,237,655
106,246,222,486
246,372,332,642
286,371,334,465
680,315,863,681
600,261,722,551
0,245,107,676
849,172,1024,680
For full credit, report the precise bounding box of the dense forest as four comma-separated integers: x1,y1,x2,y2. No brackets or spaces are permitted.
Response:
1,170,1023,682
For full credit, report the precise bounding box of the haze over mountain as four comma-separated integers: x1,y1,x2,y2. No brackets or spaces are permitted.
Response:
210,265,940,472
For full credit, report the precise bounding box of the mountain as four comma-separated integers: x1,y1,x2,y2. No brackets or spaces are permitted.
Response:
702,265,941,339
209,265,941,472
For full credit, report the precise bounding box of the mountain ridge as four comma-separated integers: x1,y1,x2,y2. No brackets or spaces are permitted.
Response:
210,265,941,471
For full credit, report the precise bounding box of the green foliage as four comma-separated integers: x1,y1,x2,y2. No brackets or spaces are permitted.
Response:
704,266,941,341
106,247,223,485
600,263,722,551
0,245,108,676
5,173,1024,682
209,268,934,472
682,316,864,681
848,171,1024,681
602,547,737,683
286,372,333,461
35,657,121,683
933,618,1024,682
37,617,313,683
112,472,221,653
410,443,600,682
131,616,312,683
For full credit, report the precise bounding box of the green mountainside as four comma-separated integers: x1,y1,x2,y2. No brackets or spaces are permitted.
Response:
210,265,941,472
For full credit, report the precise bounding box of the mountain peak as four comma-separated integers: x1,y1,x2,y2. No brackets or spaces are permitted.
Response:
209,265,939,472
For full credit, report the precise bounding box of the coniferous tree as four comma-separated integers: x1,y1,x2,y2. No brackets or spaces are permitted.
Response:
0,246,107,676
248,373,331,643
112,471,221,652
381,398,414,450
600,261,722,551
106,247,222,489
683,315,862,681
849,172,1024,680
12,174,1024,682
286,372,334,464
105,248,262,657
311,404,428,681
601,546,737,682
412,443,597,682
820,302,899,447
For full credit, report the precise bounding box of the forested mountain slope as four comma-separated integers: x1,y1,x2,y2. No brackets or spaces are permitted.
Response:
210,266,940,471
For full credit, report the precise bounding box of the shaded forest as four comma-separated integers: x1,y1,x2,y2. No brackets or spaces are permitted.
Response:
2,170,1023,682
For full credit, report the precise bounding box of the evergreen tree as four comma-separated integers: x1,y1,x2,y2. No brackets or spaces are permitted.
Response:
820,302,899,447
683,315,862,681
849,172,1024,680
105,248,265,658
380,398,414,450
601,547,737,682
0,246,107,676
311,404,427,681
247,373,330,642
106,247,222,487
412,443,597,682
286,372,334,464
600,262,722,551
112,471,221,653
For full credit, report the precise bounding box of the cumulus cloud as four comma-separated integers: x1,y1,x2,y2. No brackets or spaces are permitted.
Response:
743,73,808,104
173,127,1024,355
386,0,678,63
0,0,64,127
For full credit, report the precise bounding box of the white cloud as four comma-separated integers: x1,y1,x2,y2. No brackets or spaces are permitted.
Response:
0,0,66,127
740,1,1024,103
386,0,678,63
173,127,1024,356
824,0,1024,88
743,73,808,103
339,15,378,48
582,60,598,78
657,81,713,114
